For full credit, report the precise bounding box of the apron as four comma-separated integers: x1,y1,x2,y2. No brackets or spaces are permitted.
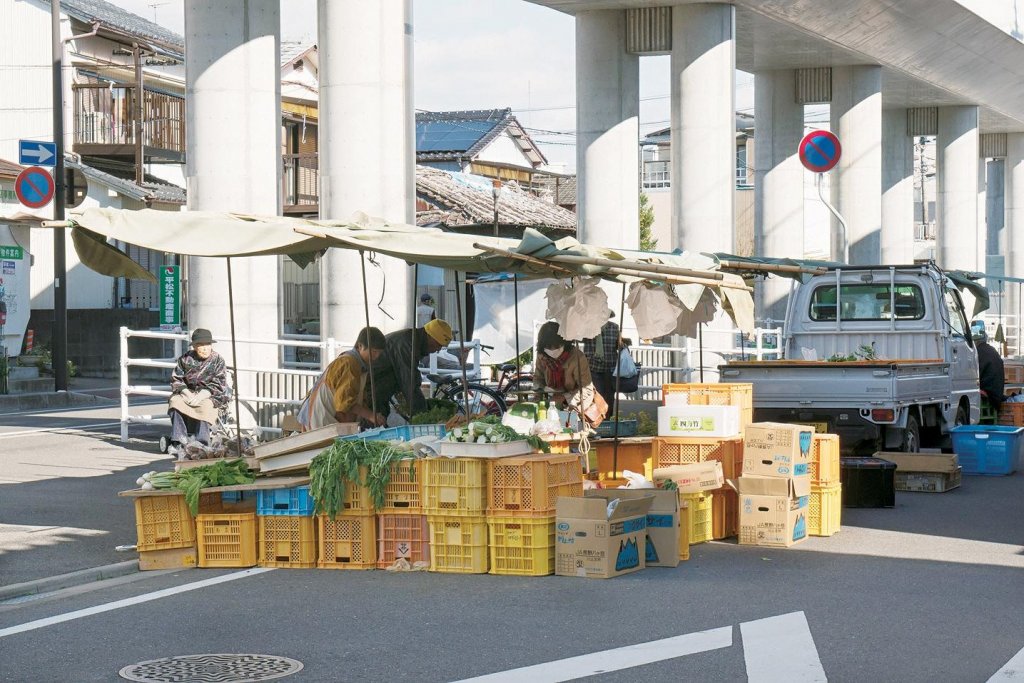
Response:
298,351,368,431
168,393,218,425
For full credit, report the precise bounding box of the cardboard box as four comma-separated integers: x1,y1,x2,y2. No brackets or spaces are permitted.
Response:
742,422,814,478
736,474,811,499
658,405,740,438
877,452,962,492
555,495,654,578
738,492,808,548
587,489,679,568
139,545,198,571
653,461,725,493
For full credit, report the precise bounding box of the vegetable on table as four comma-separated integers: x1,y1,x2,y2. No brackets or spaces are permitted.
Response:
309,438,420,520
139,459,255,516
444,417,550,453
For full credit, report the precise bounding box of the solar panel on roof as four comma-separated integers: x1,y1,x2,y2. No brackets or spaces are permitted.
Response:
415,120,500,153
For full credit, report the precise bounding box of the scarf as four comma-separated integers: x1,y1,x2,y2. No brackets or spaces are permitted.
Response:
546,350,569,390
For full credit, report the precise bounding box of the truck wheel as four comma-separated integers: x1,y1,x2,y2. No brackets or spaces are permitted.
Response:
900,415,920,452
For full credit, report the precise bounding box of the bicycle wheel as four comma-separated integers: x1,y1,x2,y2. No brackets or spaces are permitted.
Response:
444,383,507,418
501,376,534,405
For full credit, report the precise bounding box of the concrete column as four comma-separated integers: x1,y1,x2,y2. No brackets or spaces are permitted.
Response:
753,69,803,323
936,106,980,272
318,0,414,343
1006,133,1024,346
576,10,640,250
670,3,735,255
881,108,914,264
184,0,281,378
830,66,882,264
987,159,1005,258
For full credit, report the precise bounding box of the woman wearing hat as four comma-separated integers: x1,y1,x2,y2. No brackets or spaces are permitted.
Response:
371,319,453,416
167,328,229,457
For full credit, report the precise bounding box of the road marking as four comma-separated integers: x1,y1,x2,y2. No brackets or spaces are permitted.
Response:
989,645,1024,681
0,422,122,439
0,400,162,418
0,568,274,639
451,625,733,682
741,611,827,682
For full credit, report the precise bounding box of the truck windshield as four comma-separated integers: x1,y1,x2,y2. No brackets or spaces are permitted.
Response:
809,284,925,321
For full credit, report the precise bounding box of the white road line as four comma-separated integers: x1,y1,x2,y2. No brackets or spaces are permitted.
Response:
989,645,1024,681
741,611,827,682
0,568,274,639
0,400,162,418
0,422,122,438
451,626,733,682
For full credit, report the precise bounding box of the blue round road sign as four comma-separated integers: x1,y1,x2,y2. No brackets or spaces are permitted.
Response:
799,130,842,173
15,166,55,209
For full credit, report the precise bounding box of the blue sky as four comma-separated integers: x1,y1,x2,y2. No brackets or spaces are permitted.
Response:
110,0,755,170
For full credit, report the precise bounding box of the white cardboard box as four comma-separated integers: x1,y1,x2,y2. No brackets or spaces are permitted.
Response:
657,405,740,438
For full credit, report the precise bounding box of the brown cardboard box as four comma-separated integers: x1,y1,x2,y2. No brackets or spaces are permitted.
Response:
653,461,725,493
742,422,815,478
587,489,679,568
875,452,962,493
736,475,810,548
555,494,654,578
736,474,811,499
139,545,198,571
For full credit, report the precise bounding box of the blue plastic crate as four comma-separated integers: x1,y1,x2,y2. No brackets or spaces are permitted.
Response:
950,425,1023,476
256,485,315,516
596,419,638,438
339,423,446,443
221,491,246,503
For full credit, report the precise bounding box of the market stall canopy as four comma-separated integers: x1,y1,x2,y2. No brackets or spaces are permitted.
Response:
54,207,755,332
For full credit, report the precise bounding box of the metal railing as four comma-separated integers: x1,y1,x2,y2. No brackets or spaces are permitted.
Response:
282,153,319,210
73,83,185,154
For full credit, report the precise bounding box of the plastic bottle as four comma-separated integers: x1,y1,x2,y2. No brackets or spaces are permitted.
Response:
536,401,547,422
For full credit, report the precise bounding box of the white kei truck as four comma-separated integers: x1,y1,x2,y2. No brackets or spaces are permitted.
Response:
722,264,980,454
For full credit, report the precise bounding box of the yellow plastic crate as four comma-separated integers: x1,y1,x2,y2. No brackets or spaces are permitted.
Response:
809,483,842,537
422,458,487,516
810,434,841,484
680,491,713,545
381,460,423,513
487,455,582,517
710,487,738,540
654,436,744,479
196,513,258,568
662,383,753,426
134,495,196,552
487,516,555,576
427,515,488,574
258,515,317,568
679,504,690,561
592,440,654,481
377,514,430,569
317,513,377,569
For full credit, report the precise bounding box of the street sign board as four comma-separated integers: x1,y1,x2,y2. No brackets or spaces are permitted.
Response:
798,130,841,173
159,265,181,330
18,140,57,167
14,166,55,209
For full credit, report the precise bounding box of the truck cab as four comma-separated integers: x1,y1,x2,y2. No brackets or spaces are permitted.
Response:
722,264,980,453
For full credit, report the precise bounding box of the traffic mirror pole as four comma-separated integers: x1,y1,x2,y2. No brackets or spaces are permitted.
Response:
51,0,68,391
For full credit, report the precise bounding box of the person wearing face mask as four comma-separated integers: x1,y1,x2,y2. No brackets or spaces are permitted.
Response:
297,326,389,432
167,328,229,457
534,321,608,426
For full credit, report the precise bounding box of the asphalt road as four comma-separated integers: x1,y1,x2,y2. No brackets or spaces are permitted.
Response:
2,403,1024,681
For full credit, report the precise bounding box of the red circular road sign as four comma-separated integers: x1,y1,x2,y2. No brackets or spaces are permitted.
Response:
15,166,55,209
798,130,842,173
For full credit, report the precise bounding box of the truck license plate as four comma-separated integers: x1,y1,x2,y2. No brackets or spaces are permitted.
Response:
794,421,829,434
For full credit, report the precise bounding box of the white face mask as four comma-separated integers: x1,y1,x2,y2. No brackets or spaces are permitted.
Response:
544,347,563,359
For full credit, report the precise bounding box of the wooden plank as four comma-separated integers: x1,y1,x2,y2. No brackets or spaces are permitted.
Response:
257,448,324,474
118,475,310,497
252,423,358,460
173,456,259,472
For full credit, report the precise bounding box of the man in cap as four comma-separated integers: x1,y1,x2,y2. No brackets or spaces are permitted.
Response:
167,328,229,457
584,310,623,413
372,319,454,417
416,292,437,327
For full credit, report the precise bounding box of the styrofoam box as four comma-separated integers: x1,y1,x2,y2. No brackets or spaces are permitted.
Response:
657,405,741,438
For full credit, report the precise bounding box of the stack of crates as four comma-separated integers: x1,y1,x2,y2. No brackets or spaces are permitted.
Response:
808,434,842,536
134,494,199,568
317,472,377,570
486,454,583,576
659,383,753,544
256,485,318,568
376,458,431,569
423,457,489,573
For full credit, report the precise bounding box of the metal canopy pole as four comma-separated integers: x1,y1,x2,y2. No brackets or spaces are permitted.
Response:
513,274,521,378
452,270,472,417
225,258,243,456
410,264,419,415
612,283,627,475
360,252,378,422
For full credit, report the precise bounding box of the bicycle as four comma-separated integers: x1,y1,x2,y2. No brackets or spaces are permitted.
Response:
490,363,534,405
425,372,507,417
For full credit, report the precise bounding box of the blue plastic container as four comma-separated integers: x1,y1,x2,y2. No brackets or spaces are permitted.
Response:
339,423,446,443
256,485,316,516
950,425,1023,475
595,419,639,438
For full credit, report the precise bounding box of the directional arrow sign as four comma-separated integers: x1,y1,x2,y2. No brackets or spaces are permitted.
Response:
18,140,57,167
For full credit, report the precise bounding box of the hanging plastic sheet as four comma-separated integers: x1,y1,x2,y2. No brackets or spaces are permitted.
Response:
625,281,687,339
545,277,609,341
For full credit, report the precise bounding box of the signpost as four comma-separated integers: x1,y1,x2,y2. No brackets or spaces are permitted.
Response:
160,265,181,330
798,130,848,262
18,139,57,167
14,167,55,209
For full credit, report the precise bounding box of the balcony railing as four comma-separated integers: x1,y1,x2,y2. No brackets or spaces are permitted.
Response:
73,82,185,157
283,153,319,212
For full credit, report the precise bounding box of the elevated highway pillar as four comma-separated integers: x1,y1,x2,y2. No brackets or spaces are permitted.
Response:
881,108,915,264
936,105,980,272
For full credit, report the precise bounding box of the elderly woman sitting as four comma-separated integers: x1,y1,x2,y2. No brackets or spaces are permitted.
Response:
167,328,229,457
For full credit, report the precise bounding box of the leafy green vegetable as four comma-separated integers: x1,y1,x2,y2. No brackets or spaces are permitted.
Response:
144,459,255,516
309,439,420,519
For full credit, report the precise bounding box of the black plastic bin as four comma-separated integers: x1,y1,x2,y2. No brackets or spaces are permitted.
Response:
840,457,896,508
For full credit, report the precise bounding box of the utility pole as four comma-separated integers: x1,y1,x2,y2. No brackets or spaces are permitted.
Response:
51,0,68,391
491,179,501,237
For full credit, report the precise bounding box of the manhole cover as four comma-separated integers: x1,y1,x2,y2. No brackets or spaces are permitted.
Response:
119,654,303,682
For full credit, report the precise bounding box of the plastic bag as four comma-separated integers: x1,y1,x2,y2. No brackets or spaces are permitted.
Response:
622,469,655,489
612,347,638,378
546,277,609,341
626,282,686,339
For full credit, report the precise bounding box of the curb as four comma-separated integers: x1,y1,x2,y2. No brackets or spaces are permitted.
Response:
0,560,139,601
0,390,118,415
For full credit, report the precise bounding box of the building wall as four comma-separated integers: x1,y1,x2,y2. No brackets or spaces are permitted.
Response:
646,187,755,256
476,131,536,171
0,0,54,163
